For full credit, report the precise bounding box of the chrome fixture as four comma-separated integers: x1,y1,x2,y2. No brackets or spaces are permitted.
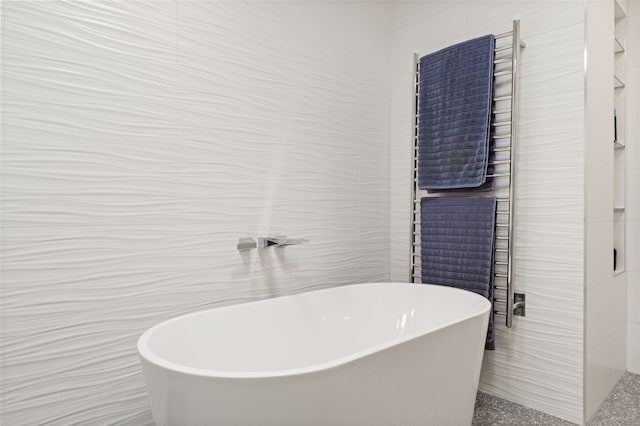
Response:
410,19,525,328
258,235,309,249
236,237,257,251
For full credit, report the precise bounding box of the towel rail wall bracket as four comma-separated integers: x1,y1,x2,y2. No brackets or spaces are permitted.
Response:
410,19,526,328
513,293,526,317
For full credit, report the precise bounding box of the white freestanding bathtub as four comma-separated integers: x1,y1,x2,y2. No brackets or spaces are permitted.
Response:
137,282,491,426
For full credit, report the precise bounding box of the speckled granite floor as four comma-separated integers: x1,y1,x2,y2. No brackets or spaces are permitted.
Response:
588,373,640,426
472,391,578,426
472,372,640,426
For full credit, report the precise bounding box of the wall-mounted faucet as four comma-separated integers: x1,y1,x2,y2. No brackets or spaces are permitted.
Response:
258,235,309,249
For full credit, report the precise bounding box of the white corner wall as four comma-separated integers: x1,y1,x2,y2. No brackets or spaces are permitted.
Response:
584,0,626,420
627,0,640,375
389,2,586,423
0,2,391,423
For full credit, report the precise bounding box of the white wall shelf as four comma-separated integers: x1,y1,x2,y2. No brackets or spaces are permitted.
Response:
613,0,627,277
615,0,626,20
614,38,625,53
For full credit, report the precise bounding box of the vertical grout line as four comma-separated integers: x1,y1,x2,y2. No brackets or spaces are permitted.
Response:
0,0,4,404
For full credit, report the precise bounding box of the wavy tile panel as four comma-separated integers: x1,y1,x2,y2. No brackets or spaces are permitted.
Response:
0,1,391,425
389,2,585,424
1,1,179,229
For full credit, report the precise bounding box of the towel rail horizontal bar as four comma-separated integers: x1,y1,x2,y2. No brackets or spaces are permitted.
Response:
412,195,510,201
494,70,513,77
492,134,511,140
486,172,511,177
493,147,511,152
413,262,508,270
494,45,512,53
492,121,512,127
413,199,510,205
496,31,527,48
412,194,507,202
494,58,513,64
495,30,513,39
493,108,512,114
494,95,512,102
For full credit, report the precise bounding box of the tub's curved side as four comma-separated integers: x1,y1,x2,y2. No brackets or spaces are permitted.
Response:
137,283,490,379
139,298,490,426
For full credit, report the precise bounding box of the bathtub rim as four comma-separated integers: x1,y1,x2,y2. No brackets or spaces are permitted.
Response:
137,282,491,379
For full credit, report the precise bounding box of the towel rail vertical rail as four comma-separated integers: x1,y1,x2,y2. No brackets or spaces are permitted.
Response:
505,19,524,328
505,19,521,328
410,53,420,283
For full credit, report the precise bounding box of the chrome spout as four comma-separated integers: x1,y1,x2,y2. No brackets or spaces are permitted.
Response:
258,235,309,249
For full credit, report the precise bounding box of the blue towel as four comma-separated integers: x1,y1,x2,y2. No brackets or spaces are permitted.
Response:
418,35,495,191
420,196,496,349
430,128,496,193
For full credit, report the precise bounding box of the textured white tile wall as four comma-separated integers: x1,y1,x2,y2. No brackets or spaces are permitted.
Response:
627,0,640,374
2,0,633,424
0,1,391,424
389,2,586,423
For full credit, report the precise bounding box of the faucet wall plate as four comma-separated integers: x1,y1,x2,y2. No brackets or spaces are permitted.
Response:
258,235,286,249
258,235,308,249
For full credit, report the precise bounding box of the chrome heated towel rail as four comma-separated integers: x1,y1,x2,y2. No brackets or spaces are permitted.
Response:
410,20,525,328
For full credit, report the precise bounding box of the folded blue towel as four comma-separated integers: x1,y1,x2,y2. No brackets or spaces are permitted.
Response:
418,35,495,191
420,196,496,349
